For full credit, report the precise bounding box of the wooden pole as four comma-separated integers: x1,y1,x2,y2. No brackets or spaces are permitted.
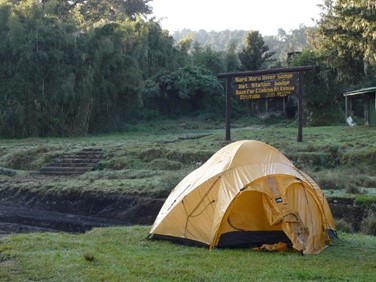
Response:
217,66,313,143
345,95,348,125
297,72,304,142
225,77,232,141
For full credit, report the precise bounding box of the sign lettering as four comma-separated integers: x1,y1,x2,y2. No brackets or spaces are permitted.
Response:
233,72,298,100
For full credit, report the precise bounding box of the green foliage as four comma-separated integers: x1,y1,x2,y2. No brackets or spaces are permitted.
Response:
143,65,224,117
224,40,240,71
290,50,344,126
355,195,376,208
238,31,275,70
87,23,144,133
313,0,376,85
0,1,185,137
335,218,354,233
192,44,226,75
1,0,375,138
341,147,376,172
361,211,376,236
36,0,153,27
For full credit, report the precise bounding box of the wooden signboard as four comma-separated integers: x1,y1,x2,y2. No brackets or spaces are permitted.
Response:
217,66,313,142
233,72,299,100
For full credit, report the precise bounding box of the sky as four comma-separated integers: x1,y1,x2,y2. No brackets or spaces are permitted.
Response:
150,0,323,36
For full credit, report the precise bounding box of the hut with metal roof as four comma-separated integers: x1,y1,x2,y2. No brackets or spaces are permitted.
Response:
343,87,376,125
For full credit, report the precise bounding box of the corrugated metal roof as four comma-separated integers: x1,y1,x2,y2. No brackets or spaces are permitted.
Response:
343,86,376,96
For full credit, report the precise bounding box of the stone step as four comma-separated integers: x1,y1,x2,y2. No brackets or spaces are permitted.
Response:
73,152,103,157
39,166,93,172
36,170,85,176
38,148,103,176
48,159,99,166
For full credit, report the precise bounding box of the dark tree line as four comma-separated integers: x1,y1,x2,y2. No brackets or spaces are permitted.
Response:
0,0,180,137
1,0,375,137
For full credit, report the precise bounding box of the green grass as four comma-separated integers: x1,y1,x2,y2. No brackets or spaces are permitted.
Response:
1,121,375,204
2,122,375,197
1,226,375,281
0,119,376,280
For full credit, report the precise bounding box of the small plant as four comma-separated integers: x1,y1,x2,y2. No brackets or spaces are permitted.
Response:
360,212,376,236
335,219,354,233
148,159,183,170
345,183,361,194
316,171,345,190
354,195,376,208
363,176,376,188
83,252,95,262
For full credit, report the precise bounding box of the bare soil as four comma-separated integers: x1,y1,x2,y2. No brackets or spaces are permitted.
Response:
0,175,372,237
0,176,164,236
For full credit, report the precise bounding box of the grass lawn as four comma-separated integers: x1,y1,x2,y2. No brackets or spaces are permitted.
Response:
0,119,375,281
1,226,376,281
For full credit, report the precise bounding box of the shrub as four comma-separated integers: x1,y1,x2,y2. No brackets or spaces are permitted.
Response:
345,183,361,194
335,219,354,233
138,148,166,162
360,212,376,236
354,195,376,208
166,150,213,165
363,177,376,188
316,171,345,190
148,159,183,170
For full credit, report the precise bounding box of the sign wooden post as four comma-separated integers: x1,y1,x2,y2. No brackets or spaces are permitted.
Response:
217,66,312,142
225,76,232,141
297,71,304,142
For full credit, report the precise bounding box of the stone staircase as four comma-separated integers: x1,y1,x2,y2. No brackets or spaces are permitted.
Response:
38,148,103,176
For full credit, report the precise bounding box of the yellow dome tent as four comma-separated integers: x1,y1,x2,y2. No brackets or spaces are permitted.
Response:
149,140,336,255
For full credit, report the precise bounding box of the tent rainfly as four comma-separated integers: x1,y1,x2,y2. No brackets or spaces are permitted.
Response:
149,140,336,255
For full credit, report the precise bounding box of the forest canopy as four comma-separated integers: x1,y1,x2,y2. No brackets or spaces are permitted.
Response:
0,0,375,137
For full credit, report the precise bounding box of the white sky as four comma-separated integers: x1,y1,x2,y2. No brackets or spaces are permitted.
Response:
150,0,323,36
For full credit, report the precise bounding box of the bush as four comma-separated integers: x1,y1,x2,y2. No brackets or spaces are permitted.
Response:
148,159,183,170
354,195,376,208
316,171,345,190
363,177,376,188
345,183,362,194
361,212,376,236
335,218,354,233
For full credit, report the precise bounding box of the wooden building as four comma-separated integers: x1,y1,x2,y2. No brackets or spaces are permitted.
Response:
343,87,376,125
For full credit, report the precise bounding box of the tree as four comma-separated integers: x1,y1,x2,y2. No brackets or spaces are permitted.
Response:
192,45,226,75
290,50,344,125
0,0,90,137
238,31,275,71
38,0,153,28
0,0,156,136
143,66,224,117
224,40,240,72
312,0,376,85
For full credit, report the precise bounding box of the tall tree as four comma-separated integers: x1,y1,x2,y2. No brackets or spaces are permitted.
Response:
238,31,275,70
225,40,240,72
290,50,344,125
0,0,156,136
38,0,153,28
87,22,144,133
143,65,224,117
192,45,226,75
0,0,89,137
312,0,376,85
